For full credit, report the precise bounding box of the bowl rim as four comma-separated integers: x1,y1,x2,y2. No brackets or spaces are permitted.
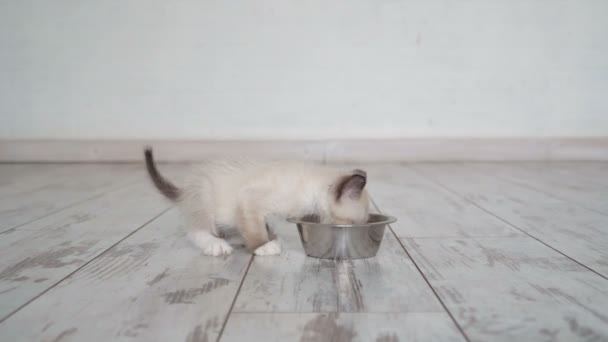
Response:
287,213,397,228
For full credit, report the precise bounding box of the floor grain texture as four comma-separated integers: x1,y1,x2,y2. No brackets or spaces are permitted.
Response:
0,163,606,341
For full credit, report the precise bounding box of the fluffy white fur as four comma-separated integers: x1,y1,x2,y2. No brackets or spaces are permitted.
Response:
146,152,370,257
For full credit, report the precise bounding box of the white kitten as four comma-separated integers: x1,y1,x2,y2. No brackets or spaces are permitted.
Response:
144,148,370,256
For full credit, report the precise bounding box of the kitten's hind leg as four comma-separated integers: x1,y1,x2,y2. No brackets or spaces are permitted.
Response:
181,187,233,256
189,229,233,256
184,208,232,256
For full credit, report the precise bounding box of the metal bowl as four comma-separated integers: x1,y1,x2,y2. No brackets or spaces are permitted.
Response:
287,214,397,260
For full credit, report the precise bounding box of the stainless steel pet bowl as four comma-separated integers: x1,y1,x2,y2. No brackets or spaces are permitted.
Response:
288,214,397,259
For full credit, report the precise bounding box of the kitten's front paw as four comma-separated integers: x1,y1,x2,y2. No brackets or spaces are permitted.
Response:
202,239,233,256
254,240,282,256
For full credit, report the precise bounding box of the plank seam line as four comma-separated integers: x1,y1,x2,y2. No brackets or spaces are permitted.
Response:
216,255,254,342
0,206,172,324
370,197,471,342
493,173,608,218
407,165,608,282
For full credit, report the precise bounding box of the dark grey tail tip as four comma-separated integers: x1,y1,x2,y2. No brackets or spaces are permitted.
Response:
144,147,155,164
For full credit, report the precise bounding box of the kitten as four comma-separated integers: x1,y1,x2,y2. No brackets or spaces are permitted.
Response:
144,148,370,256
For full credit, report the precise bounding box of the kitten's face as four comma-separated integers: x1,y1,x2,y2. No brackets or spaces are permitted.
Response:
327,169,370,224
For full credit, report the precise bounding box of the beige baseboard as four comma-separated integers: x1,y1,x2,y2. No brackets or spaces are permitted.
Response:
1,138,607,162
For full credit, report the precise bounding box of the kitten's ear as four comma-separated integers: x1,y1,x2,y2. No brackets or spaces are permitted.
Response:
336,169,367,200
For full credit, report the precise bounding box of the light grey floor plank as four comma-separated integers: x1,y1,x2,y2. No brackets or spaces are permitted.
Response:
365,164,522,238
0,164,142,232
0,164,134,197
414,163,608,278
221,312,465,342
521,162,608,187
233,218,445,314
0,181,169,321
0,209,252,342
403,237,608,342
0,164,65,187
0,164,81,183
471,163,608,215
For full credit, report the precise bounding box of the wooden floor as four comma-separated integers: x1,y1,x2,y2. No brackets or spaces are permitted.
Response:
0,163,607,342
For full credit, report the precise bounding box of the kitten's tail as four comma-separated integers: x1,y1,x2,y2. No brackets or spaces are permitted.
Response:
144,147,181,201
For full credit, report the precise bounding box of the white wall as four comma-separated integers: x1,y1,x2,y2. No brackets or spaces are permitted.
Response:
1,0,607,140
